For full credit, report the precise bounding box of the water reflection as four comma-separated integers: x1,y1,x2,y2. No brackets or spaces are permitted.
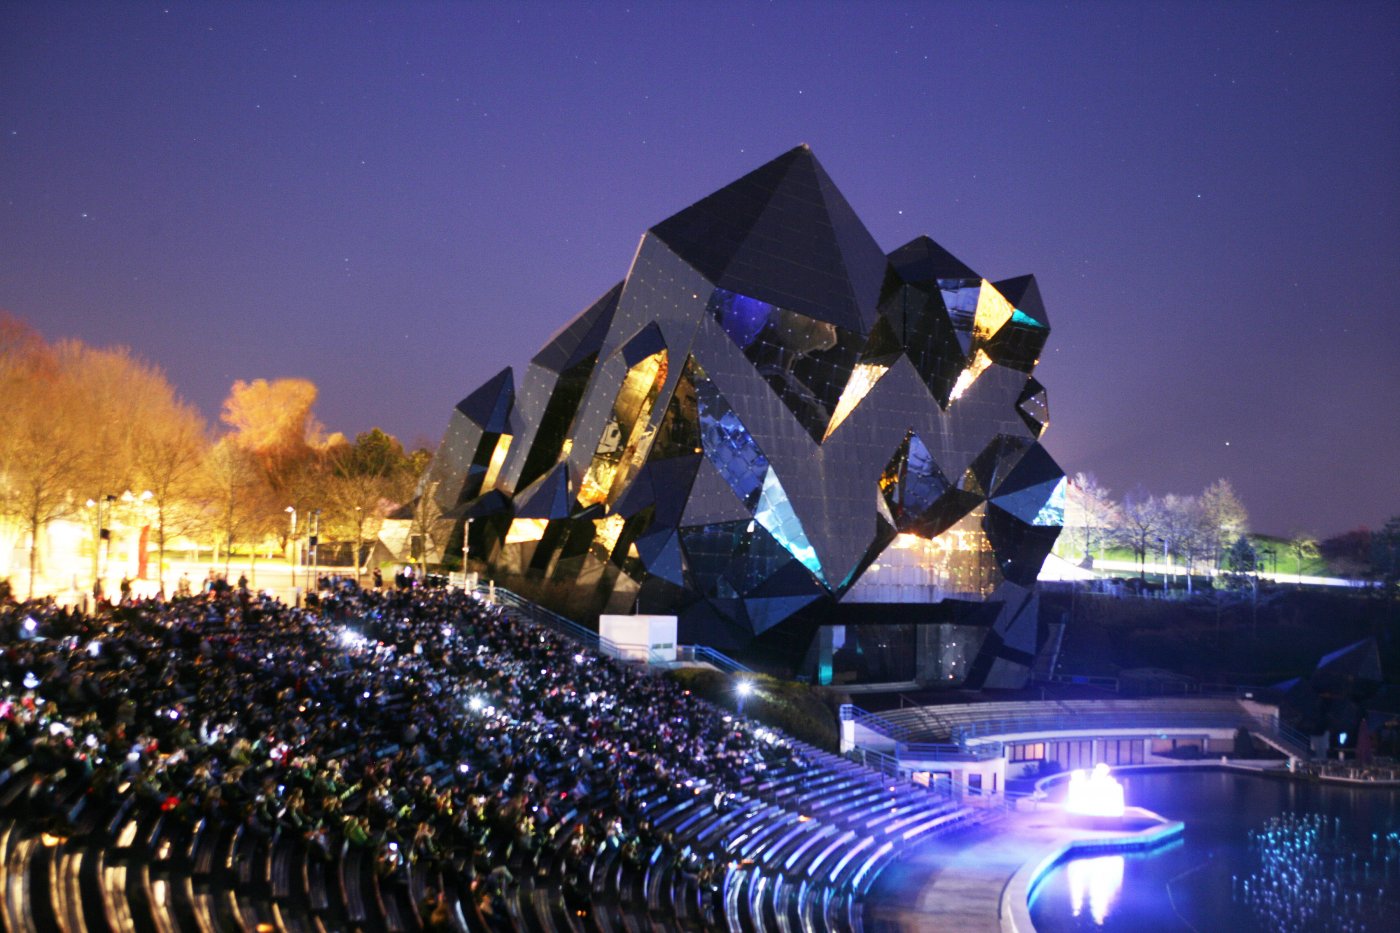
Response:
1236,811,1399,932
1031,772,1400,932
1066,855,1124,925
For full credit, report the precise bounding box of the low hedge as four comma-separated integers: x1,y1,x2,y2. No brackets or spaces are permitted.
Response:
665,667,841,752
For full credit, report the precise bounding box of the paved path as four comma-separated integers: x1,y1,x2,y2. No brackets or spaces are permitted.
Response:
865,807,1180,933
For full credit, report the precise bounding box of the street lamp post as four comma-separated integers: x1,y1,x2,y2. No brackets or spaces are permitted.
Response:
308,509,321,592
285,506,298,598
353,506,363,579
464,517,473,589
86,498,104,599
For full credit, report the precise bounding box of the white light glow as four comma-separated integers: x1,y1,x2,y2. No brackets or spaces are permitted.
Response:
1065,763,1126,818
338,629,370,650
1066,854,1124,924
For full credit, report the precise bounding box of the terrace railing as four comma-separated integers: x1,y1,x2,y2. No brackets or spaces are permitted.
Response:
896,741,1004,762
672,644,753,674
843,700,1312,764
951,710,1311,760
839,704,914,743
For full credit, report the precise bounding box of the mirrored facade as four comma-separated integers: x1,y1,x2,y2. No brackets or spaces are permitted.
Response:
409,146,1065,687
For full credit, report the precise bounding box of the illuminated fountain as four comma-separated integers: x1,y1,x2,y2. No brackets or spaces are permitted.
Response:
1064,762,1127,825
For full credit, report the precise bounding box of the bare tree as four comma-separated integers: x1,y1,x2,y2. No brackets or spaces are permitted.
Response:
200,439,269,577
134,400,209,593
406,480,452,578
1065,472,1116,566
2,374,83,597
1115,489,1162,582
1156,493,1205,591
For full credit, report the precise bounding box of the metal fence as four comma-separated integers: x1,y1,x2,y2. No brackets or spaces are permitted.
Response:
842,701,1312,764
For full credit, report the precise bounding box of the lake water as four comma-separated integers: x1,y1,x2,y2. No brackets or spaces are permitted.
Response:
1029,770,1400,933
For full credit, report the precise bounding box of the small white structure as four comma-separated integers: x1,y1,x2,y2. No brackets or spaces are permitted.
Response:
599,614,678,663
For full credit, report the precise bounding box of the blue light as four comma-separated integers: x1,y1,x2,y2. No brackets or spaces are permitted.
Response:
709,289,775,349
1034,477,1068,527
691,360,826,584
754,469,826,583
694,369,769,506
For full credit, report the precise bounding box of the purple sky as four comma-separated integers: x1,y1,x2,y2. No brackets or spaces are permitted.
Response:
3,1,1397,538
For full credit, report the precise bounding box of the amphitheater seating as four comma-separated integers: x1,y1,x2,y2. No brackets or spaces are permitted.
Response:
0,606,994,932
0,773,981,932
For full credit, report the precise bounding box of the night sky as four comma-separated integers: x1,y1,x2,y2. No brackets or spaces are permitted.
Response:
3,1,1397,538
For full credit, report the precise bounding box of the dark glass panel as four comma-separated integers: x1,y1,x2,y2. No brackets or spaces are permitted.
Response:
455,367,515,433
1016,377,1049,436
648,358,702,460
678,520,750,598
516,354,597,491
707,288,864,443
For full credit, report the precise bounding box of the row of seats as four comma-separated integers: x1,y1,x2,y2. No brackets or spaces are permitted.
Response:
0,591,986,932
0,757,497,933
0,734,980,933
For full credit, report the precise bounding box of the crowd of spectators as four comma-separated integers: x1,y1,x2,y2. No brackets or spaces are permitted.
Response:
0,576,806,924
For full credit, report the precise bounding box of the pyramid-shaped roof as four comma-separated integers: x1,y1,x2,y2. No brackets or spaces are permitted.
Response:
993,274,1049,329
648,145,886,333
889,235,979,282
454,367,514,434
531,282,622,375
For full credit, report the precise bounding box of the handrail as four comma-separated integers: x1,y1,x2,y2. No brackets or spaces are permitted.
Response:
846,700,1312,769
674,644,753,674
839,704,914,742
845,748,1017,810
894,741,1003,762
951,710,1284,741
490,587,599,644
949,710,1311,759
1031,673,1121,690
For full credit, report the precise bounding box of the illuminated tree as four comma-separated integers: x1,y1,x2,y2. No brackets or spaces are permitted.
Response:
0,341,82,597
0,314,47,495
200,439,271,575
220,378,343,492
324,429,416,574
406,479,452,577
54,341,144,505
134,399,209,592
1200,478,1249,568
1156,493,1207,591
1287,532,1320,586
1114,489,1162,582
1064,472,1116,566
49,341,213,591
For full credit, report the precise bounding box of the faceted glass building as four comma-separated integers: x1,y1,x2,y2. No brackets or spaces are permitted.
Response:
414,146,1065,688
